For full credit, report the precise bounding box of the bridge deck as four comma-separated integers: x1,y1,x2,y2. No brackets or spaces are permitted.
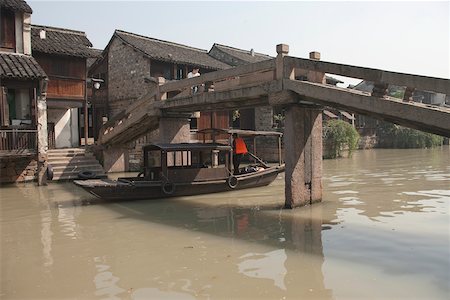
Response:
97,54,450,146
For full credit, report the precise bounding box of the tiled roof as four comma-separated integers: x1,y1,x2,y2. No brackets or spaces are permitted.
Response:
0,53,47,79
115,30,231,70
87,48,103,68
31,25,95,58
0,0,32,13
209,43,273,66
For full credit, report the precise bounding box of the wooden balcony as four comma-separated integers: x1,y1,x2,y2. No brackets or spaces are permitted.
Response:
0,129,38,157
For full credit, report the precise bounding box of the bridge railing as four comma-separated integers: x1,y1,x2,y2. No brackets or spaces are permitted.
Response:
157,59,277,100
282,55,450,100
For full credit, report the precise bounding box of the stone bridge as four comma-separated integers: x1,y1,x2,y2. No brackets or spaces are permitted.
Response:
98,44,450,208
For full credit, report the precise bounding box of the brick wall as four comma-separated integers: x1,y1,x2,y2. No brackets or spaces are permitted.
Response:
0,156,38,183
106,38,161,170
108,38,152,118
253,106,282,162
128,129,160,171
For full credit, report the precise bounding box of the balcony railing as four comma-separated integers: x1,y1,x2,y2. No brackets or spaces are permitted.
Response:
0,129,38,155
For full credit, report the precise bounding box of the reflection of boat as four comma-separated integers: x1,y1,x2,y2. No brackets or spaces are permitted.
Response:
74,129,285,200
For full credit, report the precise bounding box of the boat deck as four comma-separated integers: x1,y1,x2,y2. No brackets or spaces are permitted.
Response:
74,179,127,187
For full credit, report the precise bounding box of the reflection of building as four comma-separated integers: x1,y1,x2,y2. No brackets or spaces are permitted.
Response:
31,24,97,148
0,0,48,183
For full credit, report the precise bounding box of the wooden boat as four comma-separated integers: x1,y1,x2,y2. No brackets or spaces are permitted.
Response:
74,129,285,201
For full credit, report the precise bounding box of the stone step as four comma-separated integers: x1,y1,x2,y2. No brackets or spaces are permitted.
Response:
48,157,99,167
48,148,85,154
48,152,92,159
51,164,104,173
47,148,105,181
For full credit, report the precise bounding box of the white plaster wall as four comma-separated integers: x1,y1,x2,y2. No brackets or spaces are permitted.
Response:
15,13,24,53
47,108,79,148
70,108,79,147
22,13,31,55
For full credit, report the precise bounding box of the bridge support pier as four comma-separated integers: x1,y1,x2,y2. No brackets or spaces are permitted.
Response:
102,116,190,172
284,105,323,208
157,116,190,144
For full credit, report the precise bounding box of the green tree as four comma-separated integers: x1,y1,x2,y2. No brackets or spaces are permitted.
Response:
323,120,360,159
377,123,444,148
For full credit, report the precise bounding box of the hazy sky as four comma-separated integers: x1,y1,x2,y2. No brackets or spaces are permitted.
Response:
28,0,449,84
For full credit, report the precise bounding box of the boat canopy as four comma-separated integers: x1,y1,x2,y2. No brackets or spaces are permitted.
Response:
197,128,283,137
143,143,232,152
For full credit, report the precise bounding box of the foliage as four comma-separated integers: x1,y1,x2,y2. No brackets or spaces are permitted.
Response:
323,120,360,159
377,122,444,148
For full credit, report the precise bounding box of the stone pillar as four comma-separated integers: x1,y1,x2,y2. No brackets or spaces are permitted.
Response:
157,116,190,143
37,79,48,186
158,115,190,166
103,146,129,173
284,105,323,208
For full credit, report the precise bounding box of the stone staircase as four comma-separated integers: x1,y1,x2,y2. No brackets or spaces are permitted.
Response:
47,148,106,181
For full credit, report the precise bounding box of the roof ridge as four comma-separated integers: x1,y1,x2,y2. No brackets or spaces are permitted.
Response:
115,29,208,53
31,24,87,36
213,43,271,57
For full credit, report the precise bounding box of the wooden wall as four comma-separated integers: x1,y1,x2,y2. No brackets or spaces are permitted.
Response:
34,54,86,100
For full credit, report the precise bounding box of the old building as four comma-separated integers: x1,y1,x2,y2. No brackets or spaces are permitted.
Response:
209,43,275,131
89,30,232,170
31,24,97,149
0,0,48,184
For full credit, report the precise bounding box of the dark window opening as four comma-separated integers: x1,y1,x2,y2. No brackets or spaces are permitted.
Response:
190,117,198,130
1,10,16,50
4,88,32,125
150,61,173,80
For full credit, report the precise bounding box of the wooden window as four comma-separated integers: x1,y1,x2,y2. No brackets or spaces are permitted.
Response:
0,87,10,126
0,10,16,50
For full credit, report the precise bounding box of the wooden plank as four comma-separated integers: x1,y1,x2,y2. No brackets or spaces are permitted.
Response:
284,56,450,95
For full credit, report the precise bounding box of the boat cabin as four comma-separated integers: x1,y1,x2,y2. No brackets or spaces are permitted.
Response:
142,143,233,183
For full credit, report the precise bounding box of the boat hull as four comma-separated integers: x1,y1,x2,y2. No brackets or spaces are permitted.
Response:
74,166,284,201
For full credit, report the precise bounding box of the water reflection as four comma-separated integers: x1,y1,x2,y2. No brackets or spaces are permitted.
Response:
238,249,287,290
93,257,126,299
40,209,54,267
0,147,448,299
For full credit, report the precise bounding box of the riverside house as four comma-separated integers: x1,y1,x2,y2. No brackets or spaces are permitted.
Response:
31,24,98,149
88,30,232,171
0,0,48,184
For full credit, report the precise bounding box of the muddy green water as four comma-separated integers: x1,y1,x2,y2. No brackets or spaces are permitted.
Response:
1,147,449,299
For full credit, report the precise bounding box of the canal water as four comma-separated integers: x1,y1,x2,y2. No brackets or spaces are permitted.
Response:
1,147,449,299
